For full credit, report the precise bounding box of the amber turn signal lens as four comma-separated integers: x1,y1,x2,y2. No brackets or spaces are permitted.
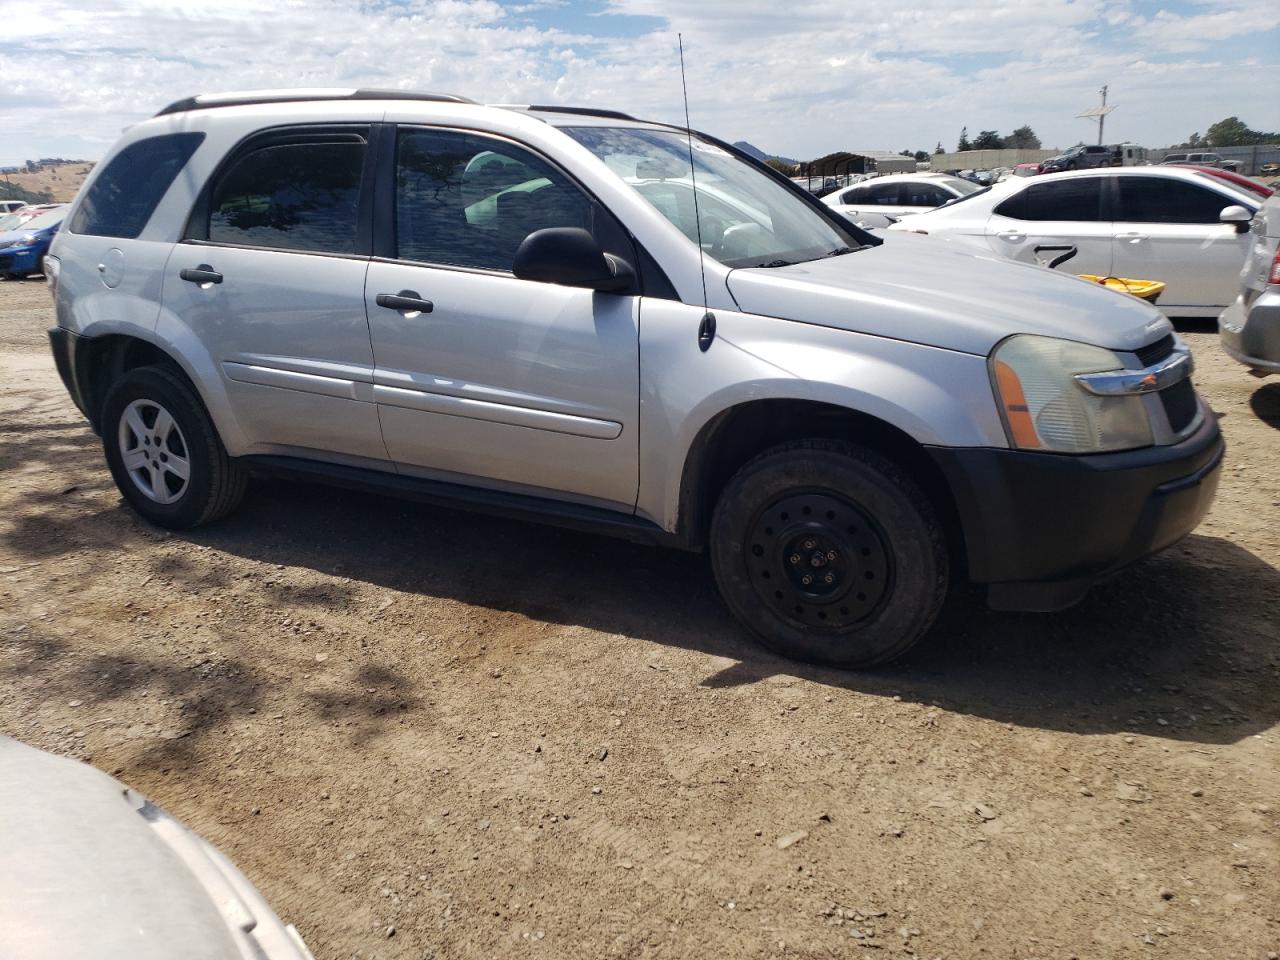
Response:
994,359,1042,449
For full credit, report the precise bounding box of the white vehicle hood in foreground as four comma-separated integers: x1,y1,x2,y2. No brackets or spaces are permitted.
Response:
0,736,313,960
726,233,1171,356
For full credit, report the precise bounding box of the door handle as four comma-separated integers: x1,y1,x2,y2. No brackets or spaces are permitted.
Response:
376,290,434,315
179,264,223,285
996,231,1026,241
1116,232,1148,243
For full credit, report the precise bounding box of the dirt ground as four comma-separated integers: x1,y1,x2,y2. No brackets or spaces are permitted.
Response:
1,277,1277,960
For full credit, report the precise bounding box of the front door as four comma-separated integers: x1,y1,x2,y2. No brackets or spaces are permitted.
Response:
164,127,386,463
985,175,1113,278
365,125,641,510
1110,175,1252,312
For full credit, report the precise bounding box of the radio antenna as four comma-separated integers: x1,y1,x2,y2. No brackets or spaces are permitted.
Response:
679,33,716,351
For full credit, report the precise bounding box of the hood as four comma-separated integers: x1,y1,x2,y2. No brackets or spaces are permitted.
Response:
0,737,312,960
725,232,1170,356
0,223,57,243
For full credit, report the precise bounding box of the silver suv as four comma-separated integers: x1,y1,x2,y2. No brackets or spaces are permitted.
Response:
47,90,1224,667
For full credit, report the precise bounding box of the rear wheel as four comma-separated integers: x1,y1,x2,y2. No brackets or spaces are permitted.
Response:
101,365,247,529
710,440,948,668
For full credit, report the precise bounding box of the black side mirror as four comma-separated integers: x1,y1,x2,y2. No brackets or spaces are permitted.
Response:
512,227,635,292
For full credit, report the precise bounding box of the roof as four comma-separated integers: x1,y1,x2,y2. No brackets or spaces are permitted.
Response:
153,89,653,127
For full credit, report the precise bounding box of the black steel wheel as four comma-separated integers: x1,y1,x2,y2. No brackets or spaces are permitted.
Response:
745,490,893,630
711,439,948,668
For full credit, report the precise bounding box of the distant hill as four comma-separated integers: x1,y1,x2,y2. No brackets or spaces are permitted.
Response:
733,141,797,166
0,162,94,203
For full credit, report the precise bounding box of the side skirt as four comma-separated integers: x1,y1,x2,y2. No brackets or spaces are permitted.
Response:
240,454,695,551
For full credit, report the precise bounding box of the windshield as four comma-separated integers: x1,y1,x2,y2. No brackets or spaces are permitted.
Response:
938,185,992,208
563,126,864,268
938,176,983,196
0,213,22,231
20,205,67,231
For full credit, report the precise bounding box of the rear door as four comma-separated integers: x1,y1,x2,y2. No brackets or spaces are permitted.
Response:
163,126,387,462
984,176,1113,277
363,125,641,510
1110,174,1252,311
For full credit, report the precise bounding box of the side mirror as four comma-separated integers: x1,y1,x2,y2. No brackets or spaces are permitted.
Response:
512,227,635,292
1220,204,1252,233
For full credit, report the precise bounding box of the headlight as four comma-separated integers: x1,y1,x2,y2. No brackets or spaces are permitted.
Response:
990,335,1153,453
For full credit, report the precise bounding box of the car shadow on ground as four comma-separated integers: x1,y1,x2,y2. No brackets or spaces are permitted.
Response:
172,477,1280,747
1250,382,1280,429
3,422,1276,749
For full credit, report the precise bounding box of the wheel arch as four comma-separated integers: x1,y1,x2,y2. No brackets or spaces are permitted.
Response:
674,398,968,575
72,326,241,452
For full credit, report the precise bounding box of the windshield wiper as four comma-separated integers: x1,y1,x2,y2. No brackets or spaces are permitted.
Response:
756,259,794,268
823,246,857,257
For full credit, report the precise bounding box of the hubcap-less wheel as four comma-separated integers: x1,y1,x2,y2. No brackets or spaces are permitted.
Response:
746,492,891,629
117,399,191,504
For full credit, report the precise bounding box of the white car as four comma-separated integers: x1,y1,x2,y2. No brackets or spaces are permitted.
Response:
822,174,982,228
889,167,1259,317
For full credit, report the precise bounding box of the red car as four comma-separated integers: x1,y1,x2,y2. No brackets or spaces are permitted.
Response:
1188,165,1274,199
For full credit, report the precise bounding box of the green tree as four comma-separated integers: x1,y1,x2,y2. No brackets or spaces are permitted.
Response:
934,142,944,155
972,130,1004,150
957,127,971,152
764,158,796,174
913,150,929,162
1205,116,1280,146
1004,125,1041,149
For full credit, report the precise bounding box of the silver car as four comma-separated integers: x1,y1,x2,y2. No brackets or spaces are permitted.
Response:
46,89,1223,667
1220,191,1280,372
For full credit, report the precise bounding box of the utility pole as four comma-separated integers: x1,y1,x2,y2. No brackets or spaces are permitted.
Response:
1076,86,1116,146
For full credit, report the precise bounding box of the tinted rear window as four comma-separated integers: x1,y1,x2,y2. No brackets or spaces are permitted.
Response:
68,133,204,238
208,140,365,253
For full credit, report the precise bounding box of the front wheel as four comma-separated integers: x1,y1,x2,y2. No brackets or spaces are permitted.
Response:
101,365,247,529
710,440,948,668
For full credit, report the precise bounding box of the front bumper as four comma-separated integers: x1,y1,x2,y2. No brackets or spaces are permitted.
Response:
1219,288,1280,373
930,404,1224,611
0,243,42,275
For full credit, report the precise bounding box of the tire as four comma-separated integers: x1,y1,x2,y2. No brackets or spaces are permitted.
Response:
1066,161,1078,171
101,365,247,529
710,439,948,669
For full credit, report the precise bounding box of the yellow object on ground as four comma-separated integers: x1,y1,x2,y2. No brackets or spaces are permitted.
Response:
1077,275,1167,302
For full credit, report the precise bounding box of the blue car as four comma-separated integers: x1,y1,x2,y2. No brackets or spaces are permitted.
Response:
0,204,67,279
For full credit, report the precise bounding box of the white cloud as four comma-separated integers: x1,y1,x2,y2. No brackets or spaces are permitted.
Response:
0,0,1275,164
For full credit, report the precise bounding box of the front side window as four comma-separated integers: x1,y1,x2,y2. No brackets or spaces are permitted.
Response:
394,128,592,271
564,126,859,268
1116,177,1231,224
207,139,365,253
996,178,1104,221
69,132,204,238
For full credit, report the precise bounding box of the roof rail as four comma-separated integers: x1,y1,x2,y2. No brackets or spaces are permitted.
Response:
154,88,475,117
524,105,639,122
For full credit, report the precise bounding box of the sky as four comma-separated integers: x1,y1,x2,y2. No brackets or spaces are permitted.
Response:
0,0,1276,166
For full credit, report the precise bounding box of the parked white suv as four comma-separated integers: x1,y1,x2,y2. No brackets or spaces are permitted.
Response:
47,90,1224,667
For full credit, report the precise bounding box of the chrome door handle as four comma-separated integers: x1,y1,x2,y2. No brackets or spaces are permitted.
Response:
376,290,434,315
996,231,1025,241
179,264,223,285
1117,232,1148,243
